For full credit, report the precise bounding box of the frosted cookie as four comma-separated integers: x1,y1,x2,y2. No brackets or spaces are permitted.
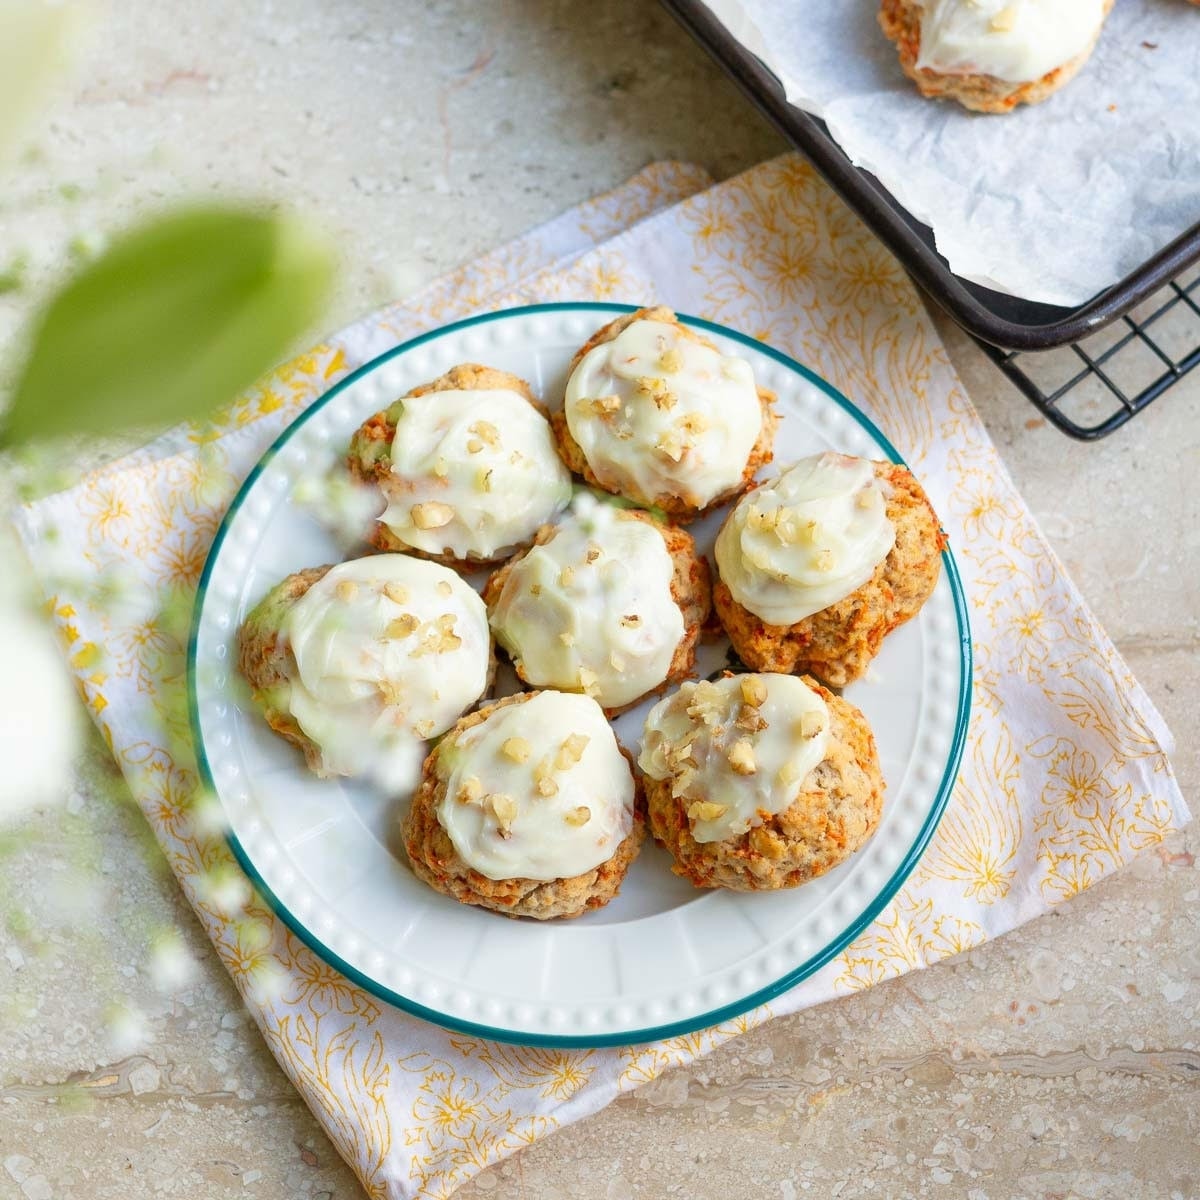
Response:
402,691,644,920
879,0,1113,113
639,673,884,891
713,453,946,688
347,364,572,568
237,555,492,789
483,493,711,713
553,307,777,521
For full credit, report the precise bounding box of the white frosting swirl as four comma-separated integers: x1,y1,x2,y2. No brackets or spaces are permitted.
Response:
639,674,830,845
916,0,1106,84
281,555,490,787
715,453,895,626
378,387,571,560
489,494,685,710
564,317,762,509
434,692,636,881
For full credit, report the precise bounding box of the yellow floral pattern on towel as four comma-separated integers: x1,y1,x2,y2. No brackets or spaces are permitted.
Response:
15,157,1187,1200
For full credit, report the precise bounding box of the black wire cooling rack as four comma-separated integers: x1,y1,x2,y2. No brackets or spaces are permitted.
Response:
981,267,1200,438
661,0,1200,441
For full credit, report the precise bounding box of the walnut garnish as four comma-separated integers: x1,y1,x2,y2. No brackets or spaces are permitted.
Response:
799,711,825,739
413,718,435,739
377,680,404,707
989,4,1017,31
559,630,576,647
777,761,801,787
687,800,728,822
814,549,835,572
585,394,622,417
486,792,519,836
686,680,723,724
555,733,589,770
637,376,676,411
655,428,685,463
457,775,483,804
678,412,709,437
670,767,697,799
659,347,683,373
383,582,410,604
411,501,454,529
740,676,768,707
530,583,542,597
476,467,493,493
334,579,358,603
578,666,599,695
469,420,500,448
533,757,558,797
747,506,781,533
559,566,575,587
856,487,876,510
501,736,531,764
564,806,591,827
437,580,453,597
727,739,757,775
385,613,419,638
467,437,484,454
433,457,449,478
619,613,641,628
584,544,602,564
736,709,768,734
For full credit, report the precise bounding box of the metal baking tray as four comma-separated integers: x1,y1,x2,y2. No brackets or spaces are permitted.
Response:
661,0,1200,438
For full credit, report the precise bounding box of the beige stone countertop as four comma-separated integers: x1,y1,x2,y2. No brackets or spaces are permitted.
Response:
0,2,1196,1198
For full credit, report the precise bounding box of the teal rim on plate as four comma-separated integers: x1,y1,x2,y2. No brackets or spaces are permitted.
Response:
188,301,973,1048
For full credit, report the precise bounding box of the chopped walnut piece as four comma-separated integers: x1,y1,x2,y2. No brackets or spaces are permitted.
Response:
383,582,410,604
989,4,1017,31
655,429,685,462
637,376,676,411
558,566,575,587
814,549,835,572
486,792,519,836
687,800,728,823
619,613,641,628
564,806,591,827
740,676,768,707
799,711,825,739
685,680,724,724
334,580,358,603
476,467,493,493
533,757,558,796
437,580,453,597
501,736,531,764
727,739,757,775
585,394,622,417
457,775,483,804
413,718,435,739
659,347,683,373
433,457,449,478
577,666,599,695
736,709,768,734
678,412,709,437
777,761,801,787
377,680,404,707
411,501,454,529
584,544,602,564
856,486,876,510
466,438,484,454
385,613,420,638
556,733,589,770
469,420,500,448
558,630,575,647
747,505,780,533
529,583,542,597
670,767,697,799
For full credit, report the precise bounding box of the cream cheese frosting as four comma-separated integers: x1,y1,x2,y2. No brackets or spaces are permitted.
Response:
639,674,831,845
915,0,1107,83
715,453,895,626
281,555,490,787
489,494,685,710
434,691,636,881
378,387,572,560
564,317,762,509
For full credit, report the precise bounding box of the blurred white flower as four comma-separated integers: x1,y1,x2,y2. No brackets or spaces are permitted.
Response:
148,928,197,992
0,580,81,824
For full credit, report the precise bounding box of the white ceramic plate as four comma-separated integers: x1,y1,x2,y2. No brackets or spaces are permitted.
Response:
189,303,971,1047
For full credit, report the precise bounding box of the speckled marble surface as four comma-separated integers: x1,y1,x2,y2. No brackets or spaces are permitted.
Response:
0,2,1196,1198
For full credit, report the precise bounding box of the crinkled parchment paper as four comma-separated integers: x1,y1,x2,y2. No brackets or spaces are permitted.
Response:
701,0,1200,306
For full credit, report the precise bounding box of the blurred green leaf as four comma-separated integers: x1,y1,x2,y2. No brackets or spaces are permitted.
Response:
2,207,335,446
